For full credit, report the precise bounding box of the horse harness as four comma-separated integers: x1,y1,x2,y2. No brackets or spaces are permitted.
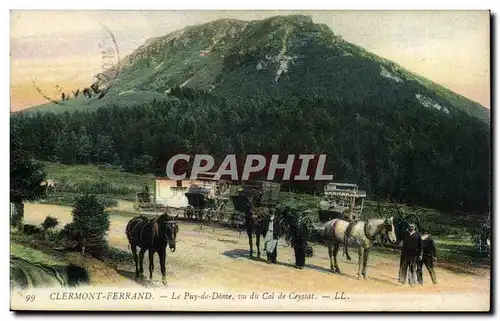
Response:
127,215,177,248
343,219,390,243
364,219,392,241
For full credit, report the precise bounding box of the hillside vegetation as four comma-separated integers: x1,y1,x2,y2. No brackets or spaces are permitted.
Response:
37,162,486,240
14,93,490,214
19,15,490,124
12,14,490,215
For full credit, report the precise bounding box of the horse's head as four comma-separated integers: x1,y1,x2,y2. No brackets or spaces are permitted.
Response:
158,213,179,252
382,216,398,244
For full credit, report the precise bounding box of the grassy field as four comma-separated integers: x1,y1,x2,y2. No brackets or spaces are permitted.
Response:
41,162,154,205
43,162,155,191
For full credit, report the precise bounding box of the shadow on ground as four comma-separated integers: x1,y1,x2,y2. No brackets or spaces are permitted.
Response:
217,238,238,244
222,249,377,282
116,269,166,288
222,249,268,263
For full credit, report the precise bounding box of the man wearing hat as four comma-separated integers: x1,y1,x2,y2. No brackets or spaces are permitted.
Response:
399,223,423,286
417,228,438,285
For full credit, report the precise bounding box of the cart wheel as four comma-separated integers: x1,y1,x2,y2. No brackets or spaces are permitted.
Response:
216,211,224,223
184,207,192,220
194,208,199,220
210,210,218,226
202,209,209,222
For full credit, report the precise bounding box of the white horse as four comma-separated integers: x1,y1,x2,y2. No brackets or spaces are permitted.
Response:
314,217,397,279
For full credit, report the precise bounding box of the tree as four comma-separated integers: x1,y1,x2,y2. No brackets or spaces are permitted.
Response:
41,215,59,239
9,93,491,214
42,215,59,231
127,154,154,174
94,134,115,163
70,194,110,256
77,133,92,164
10,129,46,229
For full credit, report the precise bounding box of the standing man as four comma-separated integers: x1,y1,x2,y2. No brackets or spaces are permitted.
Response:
417,228,438,285
397,225,409,282
399,223,423,286
292,235,307,269
398,250,405,283
290,217,307,269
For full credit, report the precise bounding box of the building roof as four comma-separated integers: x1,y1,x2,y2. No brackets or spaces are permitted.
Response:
325,190,367,198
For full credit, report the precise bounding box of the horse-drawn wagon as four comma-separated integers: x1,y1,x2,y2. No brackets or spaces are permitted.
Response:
230,181,281,212
134,184,163,212
229,181,281,257
228,181,281,229
318,183,366,223
184,184,229,224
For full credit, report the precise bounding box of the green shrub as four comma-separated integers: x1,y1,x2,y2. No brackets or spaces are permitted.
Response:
69,194,110,257
22,224,43,235
41,215,59,231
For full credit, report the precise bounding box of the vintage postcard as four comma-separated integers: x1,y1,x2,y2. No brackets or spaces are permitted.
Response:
9,10,491,312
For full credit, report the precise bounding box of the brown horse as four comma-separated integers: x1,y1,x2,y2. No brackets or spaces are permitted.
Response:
239,189,272,258
246,206,273,258
125,213,179,286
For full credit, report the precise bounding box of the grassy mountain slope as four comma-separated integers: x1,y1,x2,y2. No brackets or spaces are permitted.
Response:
19,15,489,124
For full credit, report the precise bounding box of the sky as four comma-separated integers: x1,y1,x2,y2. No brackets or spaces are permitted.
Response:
10,10,490,111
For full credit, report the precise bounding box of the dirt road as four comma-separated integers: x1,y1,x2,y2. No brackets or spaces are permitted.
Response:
20,203,491,311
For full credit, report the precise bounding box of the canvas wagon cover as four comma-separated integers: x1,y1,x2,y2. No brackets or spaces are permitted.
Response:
261,181,281,205
229,181,281,208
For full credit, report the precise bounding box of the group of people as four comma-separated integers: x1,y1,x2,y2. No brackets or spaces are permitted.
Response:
265,215,438,285
263,210,313,269
399,223,438,286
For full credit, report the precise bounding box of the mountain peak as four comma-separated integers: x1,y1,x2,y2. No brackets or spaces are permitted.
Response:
24,15,490,124
262,14,314,24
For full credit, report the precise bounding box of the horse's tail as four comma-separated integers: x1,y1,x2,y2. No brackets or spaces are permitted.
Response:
343,235,352,261
125,221,132,244
343,221,353,261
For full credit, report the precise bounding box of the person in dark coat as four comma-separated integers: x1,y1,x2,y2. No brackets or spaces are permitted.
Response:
289,213,308,269
417,228,438,285
280,207,310,269
398,250,405,283
292,235,307,269
397,225,409,283
399,223,423,286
